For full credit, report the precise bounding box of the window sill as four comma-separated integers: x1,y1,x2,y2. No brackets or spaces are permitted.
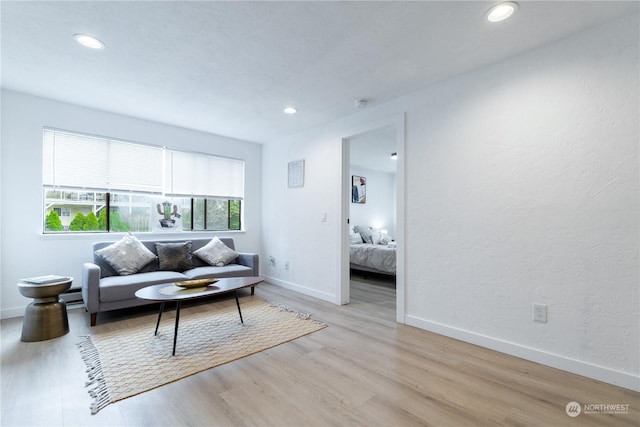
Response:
40,230,246,241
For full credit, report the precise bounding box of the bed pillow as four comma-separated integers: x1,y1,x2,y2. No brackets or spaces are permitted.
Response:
371,232,393,245
354,225,373,244
155,241,194,271
95,232,156,275
349,233,363,244
193,236,239,267
379,233,393,245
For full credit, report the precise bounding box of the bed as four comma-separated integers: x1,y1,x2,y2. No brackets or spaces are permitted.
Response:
349,225,396,276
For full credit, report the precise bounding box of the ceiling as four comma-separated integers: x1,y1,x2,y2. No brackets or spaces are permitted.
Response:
2,1,638,145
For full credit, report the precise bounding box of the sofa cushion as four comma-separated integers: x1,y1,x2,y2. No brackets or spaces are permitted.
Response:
155,241,194,271
99,271,187,303
95,232,157,276
183,264,254,280
193,236,239,267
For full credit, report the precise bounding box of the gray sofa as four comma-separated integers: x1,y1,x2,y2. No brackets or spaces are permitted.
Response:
82,237,259,326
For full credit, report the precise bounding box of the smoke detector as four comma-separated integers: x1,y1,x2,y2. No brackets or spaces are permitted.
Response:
355,99,368,109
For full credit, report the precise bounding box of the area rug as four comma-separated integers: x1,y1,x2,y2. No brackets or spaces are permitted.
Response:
77,297,326,414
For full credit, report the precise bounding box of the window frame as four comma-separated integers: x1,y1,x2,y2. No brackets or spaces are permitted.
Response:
42,128,245,234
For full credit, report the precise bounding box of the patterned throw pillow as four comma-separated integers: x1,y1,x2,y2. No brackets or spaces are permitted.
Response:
193,237,239,267
155,241,194,271
95,232,156,275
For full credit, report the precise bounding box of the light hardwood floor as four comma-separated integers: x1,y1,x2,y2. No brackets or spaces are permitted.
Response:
1,279,638,427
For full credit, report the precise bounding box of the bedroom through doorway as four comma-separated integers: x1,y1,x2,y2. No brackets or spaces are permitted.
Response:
346,127,398,317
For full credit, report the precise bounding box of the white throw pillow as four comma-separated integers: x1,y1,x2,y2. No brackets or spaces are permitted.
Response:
193,237,239,267
95,232,156,275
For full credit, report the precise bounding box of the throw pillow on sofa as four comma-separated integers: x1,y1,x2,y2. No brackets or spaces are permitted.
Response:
155,241,194,271
95,232,156,275
193,236,238,267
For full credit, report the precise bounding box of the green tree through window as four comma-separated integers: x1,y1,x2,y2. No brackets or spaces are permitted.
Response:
84,212,100,231
46,210,64,231
69,212,86,231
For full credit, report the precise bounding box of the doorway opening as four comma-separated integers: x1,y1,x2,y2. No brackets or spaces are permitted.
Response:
340,115,405,323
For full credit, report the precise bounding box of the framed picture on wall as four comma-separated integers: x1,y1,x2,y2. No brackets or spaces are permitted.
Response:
352,175,366,203
288,159,304,188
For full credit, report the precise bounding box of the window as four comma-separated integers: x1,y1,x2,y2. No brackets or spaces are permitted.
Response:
185,198,242,231
42,128,244,233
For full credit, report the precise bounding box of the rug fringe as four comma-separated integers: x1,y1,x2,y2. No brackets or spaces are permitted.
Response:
76,335,111,415
267,301,326,327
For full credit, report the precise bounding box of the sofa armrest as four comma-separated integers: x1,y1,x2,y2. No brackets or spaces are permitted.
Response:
82,262,101,314
236,253,259,276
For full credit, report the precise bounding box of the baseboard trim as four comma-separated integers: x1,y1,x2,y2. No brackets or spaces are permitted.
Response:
405,315,640,392
1,306,25,320
262,276,338,304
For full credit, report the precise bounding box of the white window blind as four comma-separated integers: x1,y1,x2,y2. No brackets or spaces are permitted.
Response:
165,149,244,199
107,140,164,193
43,128,244,199
43,130,110,189
43,129,164,193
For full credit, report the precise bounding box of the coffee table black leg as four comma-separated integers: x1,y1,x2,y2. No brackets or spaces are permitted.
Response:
235,291,244,324
173,301,181,356
154,302,165,335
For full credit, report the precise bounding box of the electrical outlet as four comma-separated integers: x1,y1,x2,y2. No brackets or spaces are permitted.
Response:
285,262,289,270
269,256,276,267
533,304,547,323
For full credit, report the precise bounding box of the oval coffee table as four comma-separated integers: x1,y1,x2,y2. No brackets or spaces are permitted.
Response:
135,276,263,356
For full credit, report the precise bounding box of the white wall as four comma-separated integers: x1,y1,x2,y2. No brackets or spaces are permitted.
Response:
262,14,639,390
349,165,396,236
0,90,262,318
261,134,342,301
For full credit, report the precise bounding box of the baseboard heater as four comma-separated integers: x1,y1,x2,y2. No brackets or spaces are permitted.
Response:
61,288,83,304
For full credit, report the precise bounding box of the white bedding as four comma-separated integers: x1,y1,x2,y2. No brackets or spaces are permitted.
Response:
349,243,396,274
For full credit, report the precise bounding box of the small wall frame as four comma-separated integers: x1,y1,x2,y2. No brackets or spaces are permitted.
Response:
288,159,305,188
352,175,366,203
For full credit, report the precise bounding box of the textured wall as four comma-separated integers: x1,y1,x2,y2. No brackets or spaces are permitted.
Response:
404,14,638,381
262,14,639,388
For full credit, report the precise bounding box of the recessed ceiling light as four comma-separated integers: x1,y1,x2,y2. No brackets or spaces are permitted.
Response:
486,2,518,23
283,107,297,114
73,33,105,49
